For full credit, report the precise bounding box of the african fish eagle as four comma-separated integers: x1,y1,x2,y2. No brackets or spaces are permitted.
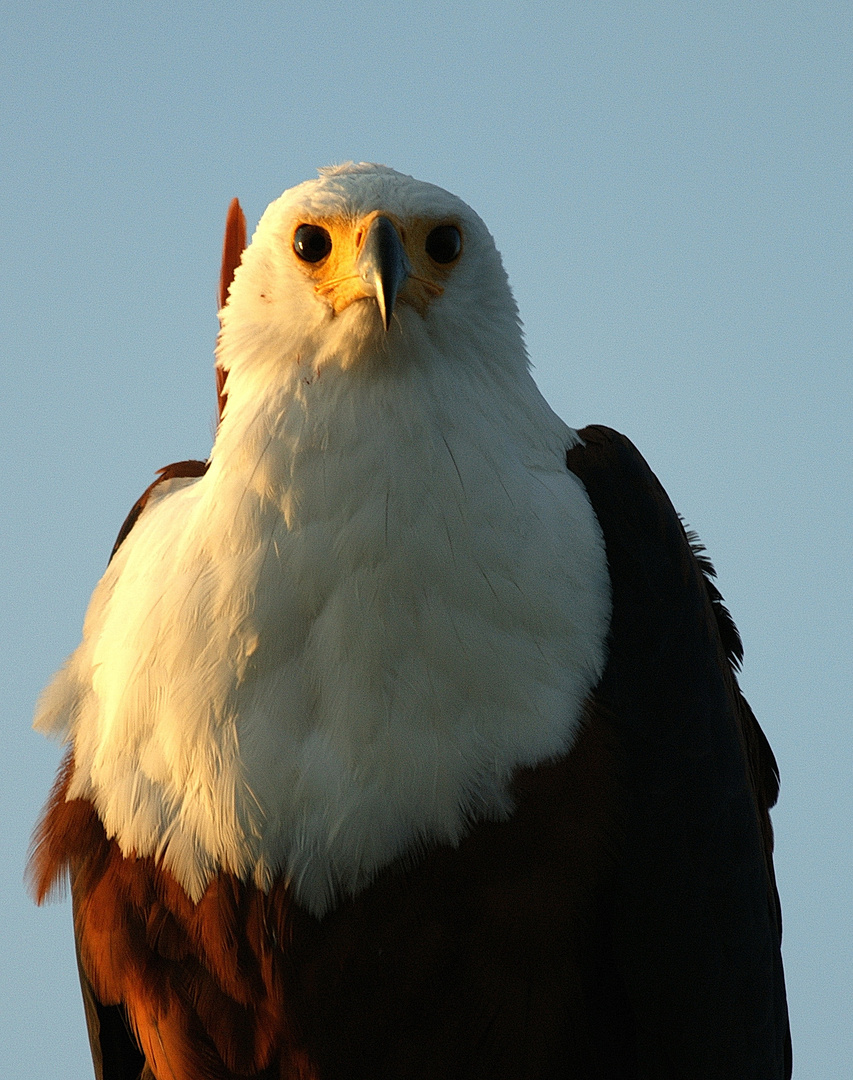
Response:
30,163,791,1079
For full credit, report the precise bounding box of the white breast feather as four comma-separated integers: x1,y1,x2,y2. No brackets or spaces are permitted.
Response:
35,166,611,916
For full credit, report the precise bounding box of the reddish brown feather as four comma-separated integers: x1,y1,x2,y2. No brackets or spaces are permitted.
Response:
28,750,80,905
29,760,313,1078
216,197,247,423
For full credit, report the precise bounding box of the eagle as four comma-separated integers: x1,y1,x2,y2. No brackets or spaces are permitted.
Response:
30,163,791,1080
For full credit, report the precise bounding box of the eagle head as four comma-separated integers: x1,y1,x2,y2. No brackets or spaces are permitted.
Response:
215,163,527,388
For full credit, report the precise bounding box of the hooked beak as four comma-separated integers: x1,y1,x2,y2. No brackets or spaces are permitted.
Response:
356,216,412,331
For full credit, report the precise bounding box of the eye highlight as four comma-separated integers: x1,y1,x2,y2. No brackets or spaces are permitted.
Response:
425,224,462,264
293,224,332,263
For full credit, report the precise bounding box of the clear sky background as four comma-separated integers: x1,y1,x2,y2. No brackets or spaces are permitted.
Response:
2,3,849,1077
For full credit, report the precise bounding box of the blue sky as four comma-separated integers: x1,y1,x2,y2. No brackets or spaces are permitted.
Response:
2,3,850,1076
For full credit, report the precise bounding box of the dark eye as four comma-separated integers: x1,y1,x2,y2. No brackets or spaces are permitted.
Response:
293,224,332,263
425,224,462,264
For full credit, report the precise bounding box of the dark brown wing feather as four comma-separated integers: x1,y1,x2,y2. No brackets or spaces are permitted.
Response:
566,425,791,1079
685,525,784,924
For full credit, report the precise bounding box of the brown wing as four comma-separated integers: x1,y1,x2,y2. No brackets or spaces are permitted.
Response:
566,424,791,1078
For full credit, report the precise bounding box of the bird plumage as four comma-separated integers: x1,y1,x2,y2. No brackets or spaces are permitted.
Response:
31,163,790,1079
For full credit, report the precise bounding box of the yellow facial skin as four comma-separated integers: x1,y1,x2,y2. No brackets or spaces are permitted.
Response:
291,212,462,321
